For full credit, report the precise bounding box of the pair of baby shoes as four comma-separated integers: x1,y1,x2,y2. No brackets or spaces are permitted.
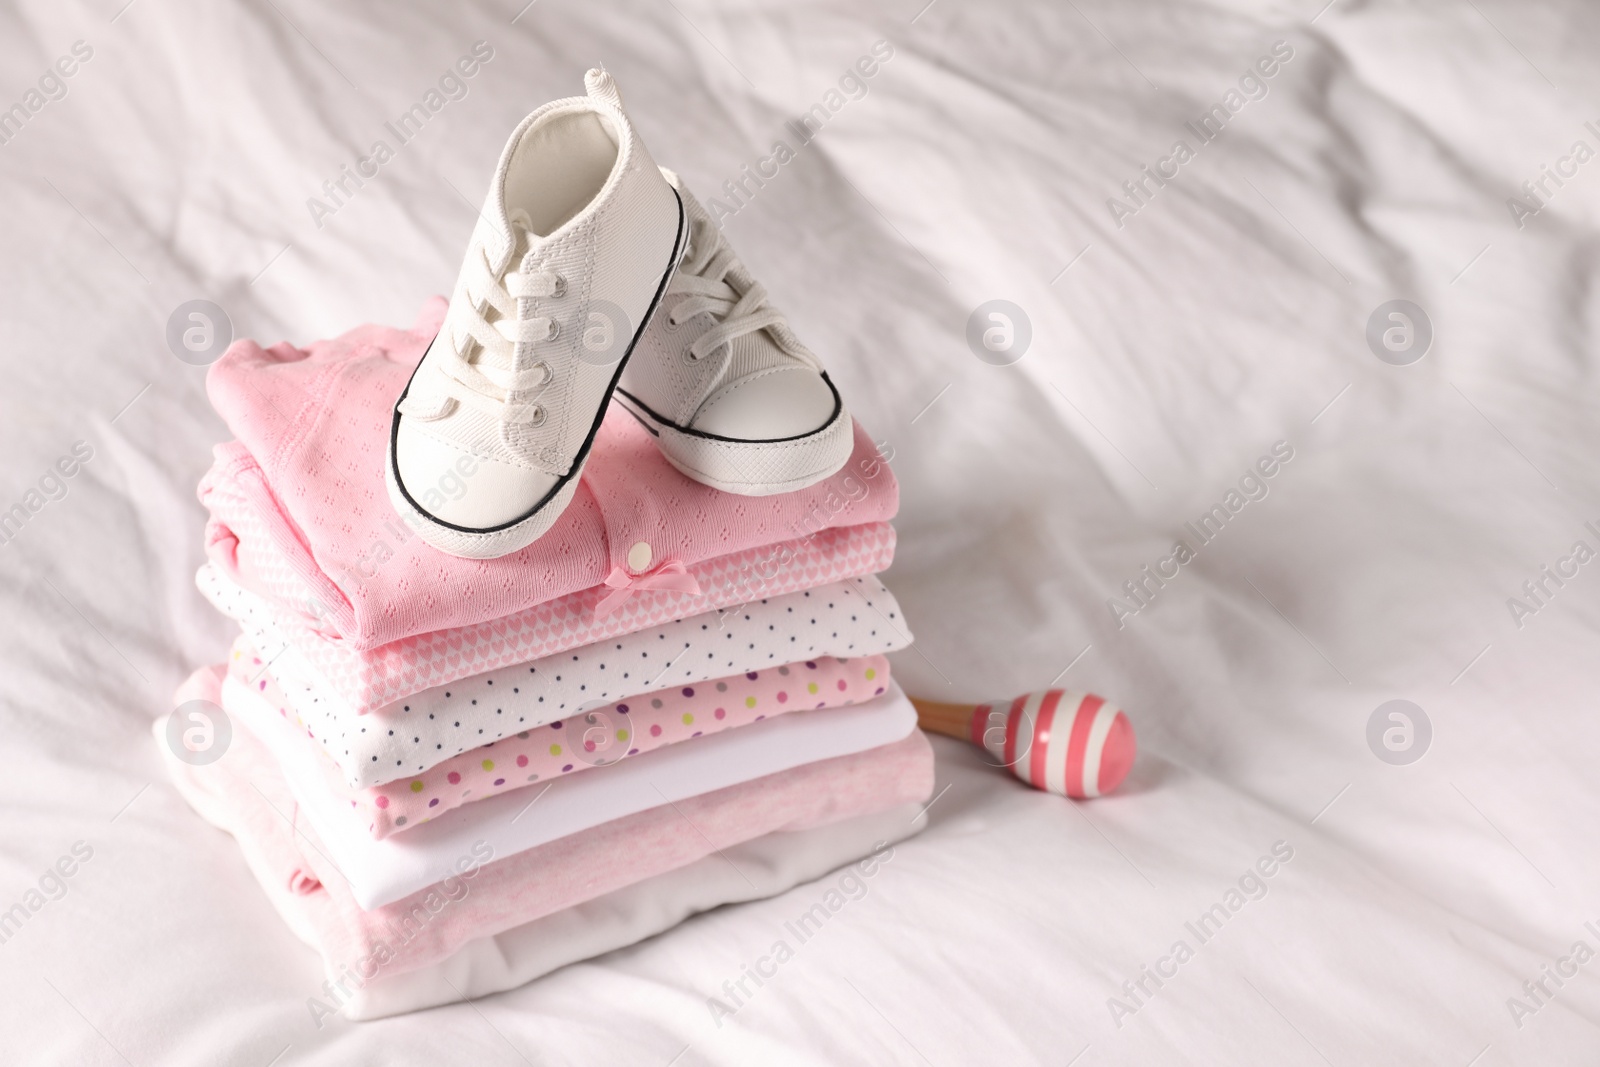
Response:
387,70,853,560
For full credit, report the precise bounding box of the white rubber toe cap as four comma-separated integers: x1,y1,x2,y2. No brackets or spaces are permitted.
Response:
692,367,839,441
394,421,559,530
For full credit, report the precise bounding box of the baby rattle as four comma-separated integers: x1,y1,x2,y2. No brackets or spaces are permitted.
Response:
909,690,1135,798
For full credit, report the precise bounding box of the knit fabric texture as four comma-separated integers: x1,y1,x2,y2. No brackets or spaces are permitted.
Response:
201,298,898,651
197,518,897,713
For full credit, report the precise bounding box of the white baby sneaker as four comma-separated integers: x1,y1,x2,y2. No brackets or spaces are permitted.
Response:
388,69,687,559
613,172,853,496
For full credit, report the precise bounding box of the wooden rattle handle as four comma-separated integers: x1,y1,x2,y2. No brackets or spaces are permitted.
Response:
907,697,975,741
910,690,1135,799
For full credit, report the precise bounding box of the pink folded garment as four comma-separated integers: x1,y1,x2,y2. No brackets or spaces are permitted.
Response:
197,517,896,713
228,636,892,839
159,666,933,981
200,297,898,651
217,571,911,787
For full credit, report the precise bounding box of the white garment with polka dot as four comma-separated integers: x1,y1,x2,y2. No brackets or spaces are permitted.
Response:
227,575,911,788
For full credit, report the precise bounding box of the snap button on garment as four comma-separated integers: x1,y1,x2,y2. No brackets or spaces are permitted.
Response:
627,541,653,573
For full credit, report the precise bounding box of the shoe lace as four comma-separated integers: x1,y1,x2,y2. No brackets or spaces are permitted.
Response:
665,216,821,405
436,212,564,426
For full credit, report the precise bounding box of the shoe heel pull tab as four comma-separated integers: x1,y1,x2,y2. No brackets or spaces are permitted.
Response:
584,67,623,109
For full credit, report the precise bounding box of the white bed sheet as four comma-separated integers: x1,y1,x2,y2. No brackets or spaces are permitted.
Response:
3,0,1600,1063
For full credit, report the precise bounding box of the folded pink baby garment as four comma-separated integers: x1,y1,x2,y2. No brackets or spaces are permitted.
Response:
216,572,911,787
198,517,896,713
337,803,925,1021
227,637,892,839
201,298,898,651
159,666,933,981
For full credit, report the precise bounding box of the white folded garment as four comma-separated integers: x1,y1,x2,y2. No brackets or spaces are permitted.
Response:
338,800,925,1020
205,566,911,788
222,673,919,909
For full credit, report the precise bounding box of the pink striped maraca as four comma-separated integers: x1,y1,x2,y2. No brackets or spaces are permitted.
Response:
911,690,1136,798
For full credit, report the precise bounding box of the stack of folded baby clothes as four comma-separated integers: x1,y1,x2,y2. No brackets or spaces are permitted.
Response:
159,69,931,1021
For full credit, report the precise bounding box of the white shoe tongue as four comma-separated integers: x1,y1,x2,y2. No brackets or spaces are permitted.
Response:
584,68,623,108
460,208,531,376
724,329,789,382
673,190,794,376
663,178,812,379
507,208,536,264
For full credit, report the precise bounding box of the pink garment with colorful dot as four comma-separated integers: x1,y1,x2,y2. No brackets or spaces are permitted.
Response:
229,643,890,840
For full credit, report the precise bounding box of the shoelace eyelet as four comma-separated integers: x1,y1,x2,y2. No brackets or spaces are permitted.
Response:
551,274,567,298
528,405,546,426
545,318,560,342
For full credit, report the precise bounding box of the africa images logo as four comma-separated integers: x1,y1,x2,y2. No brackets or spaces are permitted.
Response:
1105,41,1295,229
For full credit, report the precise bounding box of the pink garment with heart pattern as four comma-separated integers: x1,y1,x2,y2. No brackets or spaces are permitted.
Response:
197,519,896,713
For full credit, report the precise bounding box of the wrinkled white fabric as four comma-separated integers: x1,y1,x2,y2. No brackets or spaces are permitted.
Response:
5,1,1600,1064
